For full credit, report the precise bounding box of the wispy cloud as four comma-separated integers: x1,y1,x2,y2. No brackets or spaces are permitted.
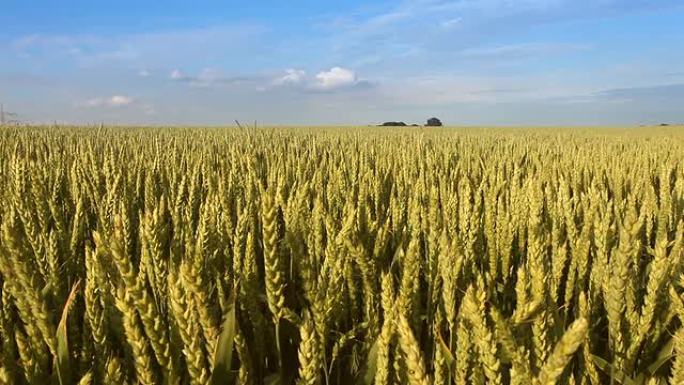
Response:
314,0,681,69
469,87,532,95
273,69,307,85
170,68,266,88
459,42,591,58
594,83,684,102
440,17,463,29
10,24,267,70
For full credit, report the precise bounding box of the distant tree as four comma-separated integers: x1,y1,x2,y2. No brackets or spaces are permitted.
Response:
380,121,407,126
426,117,442,126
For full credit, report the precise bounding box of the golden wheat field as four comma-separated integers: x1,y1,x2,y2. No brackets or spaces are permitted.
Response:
1,125,684,385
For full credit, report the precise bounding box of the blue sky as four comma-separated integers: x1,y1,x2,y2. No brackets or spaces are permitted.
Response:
1,0,684,125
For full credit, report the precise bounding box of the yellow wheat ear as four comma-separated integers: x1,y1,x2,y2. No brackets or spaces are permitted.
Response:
396,314,431,385
537,318,589,385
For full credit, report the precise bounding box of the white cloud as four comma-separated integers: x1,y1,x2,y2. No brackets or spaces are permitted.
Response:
314,67,357,89
273,69,306,85
80,95,134,108
170,69,185,80
138,69,151,77
108,95,133,106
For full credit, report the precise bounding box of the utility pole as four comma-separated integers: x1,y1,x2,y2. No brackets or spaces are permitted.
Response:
0,103,18,125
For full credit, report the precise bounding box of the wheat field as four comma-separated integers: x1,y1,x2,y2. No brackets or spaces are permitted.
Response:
0,125,683,384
